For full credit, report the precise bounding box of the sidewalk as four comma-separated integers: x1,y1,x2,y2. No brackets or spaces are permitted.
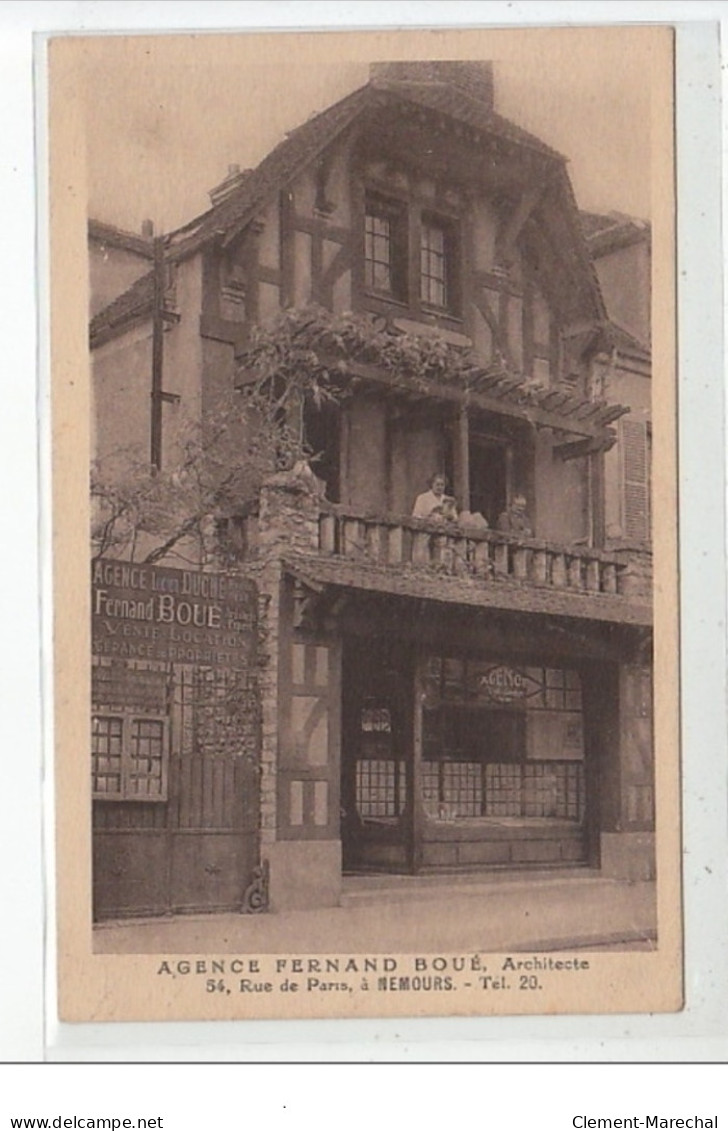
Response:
94,870,657,955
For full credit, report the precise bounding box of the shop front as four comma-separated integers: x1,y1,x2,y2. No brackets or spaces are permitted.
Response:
340,633,596,876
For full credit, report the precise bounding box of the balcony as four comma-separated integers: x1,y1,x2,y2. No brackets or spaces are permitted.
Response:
229,481,652,626
300,508,650,628
320,510,642,593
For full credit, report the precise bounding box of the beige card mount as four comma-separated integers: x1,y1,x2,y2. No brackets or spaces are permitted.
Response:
50,25,681,1023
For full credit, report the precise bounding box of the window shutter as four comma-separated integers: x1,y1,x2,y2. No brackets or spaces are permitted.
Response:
621,419,650,541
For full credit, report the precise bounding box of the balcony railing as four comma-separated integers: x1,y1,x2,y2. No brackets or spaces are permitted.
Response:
317,510,639,599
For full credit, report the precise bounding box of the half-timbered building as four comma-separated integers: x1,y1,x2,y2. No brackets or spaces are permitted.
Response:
89,61,653,918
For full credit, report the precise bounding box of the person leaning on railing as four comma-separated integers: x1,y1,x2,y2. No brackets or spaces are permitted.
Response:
496,494,533,537
412,473,458,522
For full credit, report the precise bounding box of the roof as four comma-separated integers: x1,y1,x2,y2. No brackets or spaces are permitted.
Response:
91,68,605,340
283,555,652,627
88,219,155,259
369,76,566,161
580,210,650,257
167,85,372,258
90,270,154,344
605,320,650,363
166,68,568,261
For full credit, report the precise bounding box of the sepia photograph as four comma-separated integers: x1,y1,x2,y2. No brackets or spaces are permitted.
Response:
49,24,680,1023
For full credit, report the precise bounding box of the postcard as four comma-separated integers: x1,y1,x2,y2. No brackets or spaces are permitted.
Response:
49,24,680,1023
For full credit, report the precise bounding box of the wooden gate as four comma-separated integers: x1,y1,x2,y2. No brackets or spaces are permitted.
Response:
91,563,261,920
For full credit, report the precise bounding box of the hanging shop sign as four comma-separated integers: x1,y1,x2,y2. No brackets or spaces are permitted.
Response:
91,558,257,669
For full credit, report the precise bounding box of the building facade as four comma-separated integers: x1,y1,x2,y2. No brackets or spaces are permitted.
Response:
89,62,653,919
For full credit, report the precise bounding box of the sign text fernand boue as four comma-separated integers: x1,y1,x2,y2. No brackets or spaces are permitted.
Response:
92,559,256,668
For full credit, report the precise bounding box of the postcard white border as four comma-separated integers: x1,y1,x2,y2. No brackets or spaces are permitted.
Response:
0,1,725,1063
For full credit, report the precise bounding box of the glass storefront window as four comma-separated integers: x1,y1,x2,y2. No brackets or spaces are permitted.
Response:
422,657,585,823
354,699,406,822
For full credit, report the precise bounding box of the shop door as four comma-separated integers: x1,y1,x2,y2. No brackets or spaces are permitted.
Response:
341,641,414,873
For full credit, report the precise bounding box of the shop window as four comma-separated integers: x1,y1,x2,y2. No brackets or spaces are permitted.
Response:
92,713,168,802
354,699,406,820
421,658,585,822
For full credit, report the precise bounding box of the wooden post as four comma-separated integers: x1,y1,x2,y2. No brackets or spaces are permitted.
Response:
589,451,606,549
338,406,351,508
150,235,165,469
408,659,424,874
451,406,470,512
522,275,534,378
498,284,510,364
408,201,422,317
279,190,295,308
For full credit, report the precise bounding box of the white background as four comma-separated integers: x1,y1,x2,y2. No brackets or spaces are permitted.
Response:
0,0,726,1113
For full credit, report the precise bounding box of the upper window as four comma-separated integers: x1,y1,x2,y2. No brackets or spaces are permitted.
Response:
363,193,460,316
364,213,393,292
420,218,450,309
364,194,407,302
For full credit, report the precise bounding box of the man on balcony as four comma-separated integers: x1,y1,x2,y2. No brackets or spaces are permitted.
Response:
497,494,533,537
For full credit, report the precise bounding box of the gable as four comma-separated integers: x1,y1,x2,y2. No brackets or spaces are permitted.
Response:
91,66,605,349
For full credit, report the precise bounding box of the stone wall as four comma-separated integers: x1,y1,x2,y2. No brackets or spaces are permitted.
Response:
613,547,653,601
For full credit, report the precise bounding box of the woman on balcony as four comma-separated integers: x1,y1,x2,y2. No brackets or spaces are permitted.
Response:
412,473,458,522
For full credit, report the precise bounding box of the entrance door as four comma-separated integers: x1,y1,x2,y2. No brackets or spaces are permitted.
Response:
469,438,509,527
341,640,414,872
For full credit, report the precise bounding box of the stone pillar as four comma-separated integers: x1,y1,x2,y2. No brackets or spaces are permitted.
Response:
257,468,321,556
243,471,343,910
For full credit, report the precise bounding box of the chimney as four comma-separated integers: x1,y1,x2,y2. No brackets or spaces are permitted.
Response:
141,219,154,238
209,163,251,207
370,61,494,110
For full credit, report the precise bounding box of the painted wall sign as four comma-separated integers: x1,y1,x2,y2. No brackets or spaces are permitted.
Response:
91,559,257,669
